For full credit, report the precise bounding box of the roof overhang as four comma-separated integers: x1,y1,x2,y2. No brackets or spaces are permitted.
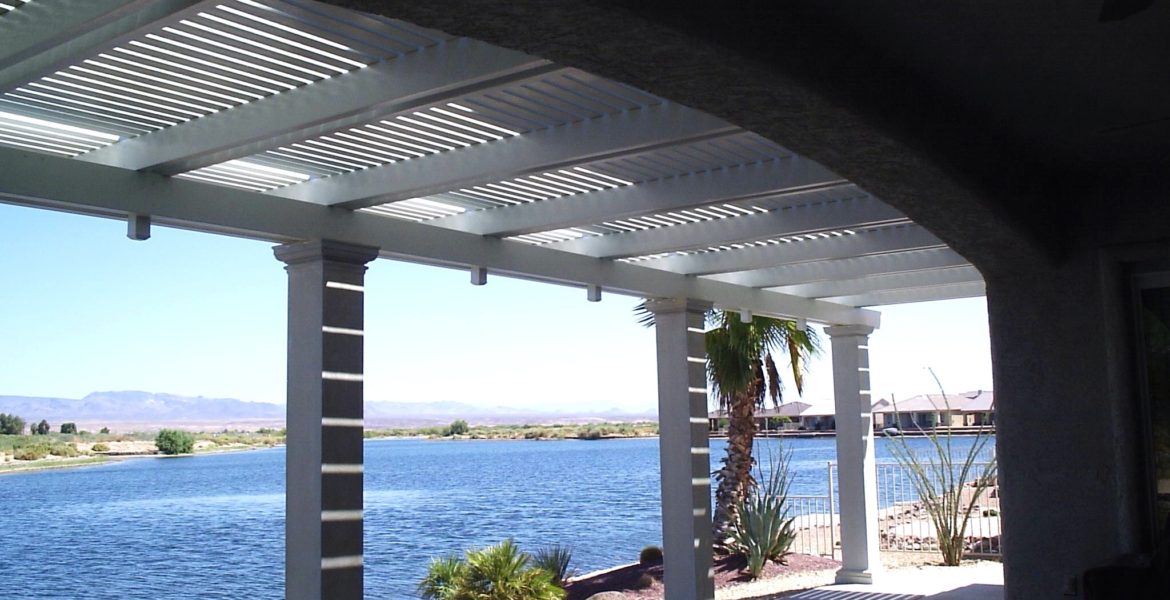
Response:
0,0,989,327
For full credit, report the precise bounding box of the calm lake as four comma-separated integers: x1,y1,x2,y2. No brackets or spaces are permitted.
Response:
0,436,991,599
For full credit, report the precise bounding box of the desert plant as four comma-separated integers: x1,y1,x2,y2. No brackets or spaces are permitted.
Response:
59,422,77,434
635,304,818,545
49,444,79,457
446,419,470,436
638,545,663,564
885,372,998,566
14,445,49,461
532,544,574,584
155,429,195,455
92,442,110,452
728,444,797,578
417,539,565,600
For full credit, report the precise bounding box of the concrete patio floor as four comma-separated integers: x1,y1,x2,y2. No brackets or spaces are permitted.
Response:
786,561,1004,600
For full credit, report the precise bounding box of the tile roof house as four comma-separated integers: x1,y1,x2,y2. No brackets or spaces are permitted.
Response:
710,390,995,433
873,390,996,430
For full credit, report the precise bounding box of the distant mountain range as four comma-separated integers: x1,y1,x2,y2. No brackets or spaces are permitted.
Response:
0,391,656,428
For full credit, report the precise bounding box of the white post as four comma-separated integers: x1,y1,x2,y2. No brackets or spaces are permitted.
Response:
826,324,880,584
646,298,715,600
275,240,379,600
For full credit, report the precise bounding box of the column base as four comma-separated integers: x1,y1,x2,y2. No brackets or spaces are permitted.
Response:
835,567,880,585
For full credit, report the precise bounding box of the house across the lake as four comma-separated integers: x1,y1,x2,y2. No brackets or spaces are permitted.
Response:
709,389,994,434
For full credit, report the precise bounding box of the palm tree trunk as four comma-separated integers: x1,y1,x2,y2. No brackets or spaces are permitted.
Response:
711,391,758,547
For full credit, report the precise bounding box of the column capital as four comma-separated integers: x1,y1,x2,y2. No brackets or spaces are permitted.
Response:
825,324,875,338
274,239,379,267
644,297,712,315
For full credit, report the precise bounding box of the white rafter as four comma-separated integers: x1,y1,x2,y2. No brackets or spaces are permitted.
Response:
706,246,970,288
769,264,983,299
541,196,907,259
429,157,846,236
822,281,987,307
79,41,557,174
264,103,738,208
0,0,984,313
0,0,210,91
629,224,946,275
0,145,879,325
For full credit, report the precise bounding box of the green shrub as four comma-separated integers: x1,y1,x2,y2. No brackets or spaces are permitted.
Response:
92,443,110,452
638,545,663,564
99,427,110,434
447,419,470,436
729,446,797,578
14,445,48,461
49,444,79,457
418,539,565,600
532,545,574,584
155,429,195,455
577,429,602,440
59,423,77,434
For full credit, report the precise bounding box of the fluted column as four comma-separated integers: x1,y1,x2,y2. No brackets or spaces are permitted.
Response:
647,298,714,600
827,324,880,584
275,240,378,600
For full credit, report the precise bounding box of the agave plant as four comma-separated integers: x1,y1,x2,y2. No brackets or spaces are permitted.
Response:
417,539,565,600
728,444,798,578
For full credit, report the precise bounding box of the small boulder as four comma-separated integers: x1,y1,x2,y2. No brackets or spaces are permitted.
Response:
586,593,629,600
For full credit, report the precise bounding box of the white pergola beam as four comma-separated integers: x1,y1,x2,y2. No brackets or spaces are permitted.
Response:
770,265,983,298
429,158,846,236
0,146,878,327
79,40,557,174
264,103,738,208
543,196,907,259
708,247,970,288
823,281,987,307
633,224,945,276
0,0,208,91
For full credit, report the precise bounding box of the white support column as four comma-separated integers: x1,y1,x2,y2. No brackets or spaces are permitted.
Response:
647,298,715,600
826,324,881,584
275,240,379,600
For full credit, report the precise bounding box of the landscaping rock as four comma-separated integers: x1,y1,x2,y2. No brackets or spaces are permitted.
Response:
585,593,629,600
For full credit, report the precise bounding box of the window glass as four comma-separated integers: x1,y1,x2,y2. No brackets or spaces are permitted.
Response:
1140,287,1170,535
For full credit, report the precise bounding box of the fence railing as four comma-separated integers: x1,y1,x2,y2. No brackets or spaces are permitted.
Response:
784,461,1001,558
786,495,836,557
874,461,1000,555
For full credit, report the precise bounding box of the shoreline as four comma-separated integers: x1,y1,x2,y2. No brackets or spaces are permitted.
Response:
0,455,114,475
0,441,283,476
0,432,662,475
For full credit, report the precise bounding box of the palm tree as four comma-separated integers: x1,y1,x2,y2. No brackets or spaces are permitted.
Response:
636,305,819,547
706,312,818,546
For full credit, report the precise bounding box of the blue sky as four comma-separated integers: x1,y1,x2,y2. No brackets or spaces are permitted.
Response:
0,202,992,412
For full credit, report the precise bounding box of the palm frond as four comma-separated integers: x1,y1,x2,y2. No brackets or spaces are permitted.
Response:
632,301,656,328
764,353,782,407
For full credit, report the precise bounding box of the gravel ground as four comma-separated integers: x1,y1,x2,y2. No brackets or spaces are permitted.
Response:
568,553,1002,600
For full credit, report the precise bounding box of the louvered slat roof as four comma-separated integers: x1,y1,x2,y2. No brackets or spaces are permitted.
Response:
0,0,987,327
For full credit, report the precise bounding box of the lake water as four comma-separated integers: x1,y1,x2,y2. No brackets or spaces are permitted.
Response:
0,435,991,599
